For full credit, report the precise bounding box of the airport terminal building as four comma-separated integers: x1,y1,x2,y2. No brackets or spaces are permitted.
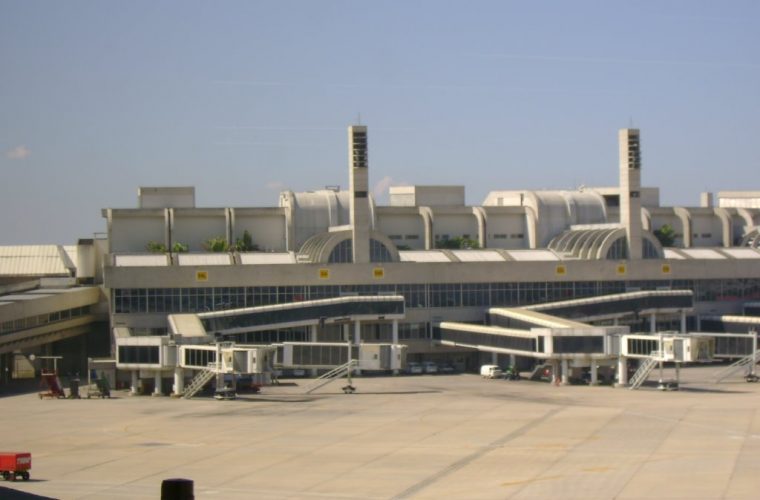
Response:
101,128,760,362
3,126,760,381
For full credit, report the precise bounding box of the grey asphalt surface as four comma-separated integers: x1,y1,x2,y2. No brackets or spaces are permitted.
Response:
2,364,759,499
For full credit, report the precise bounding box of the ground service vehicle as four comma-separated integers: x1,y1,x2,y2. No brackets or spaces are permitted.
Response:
0,452,31,481
423,361,438,374
480,365,503,379
406,362,423,374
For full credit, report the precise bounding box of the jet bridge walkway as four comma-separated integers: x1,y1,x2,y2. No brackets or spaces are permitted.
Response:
523,290,694,322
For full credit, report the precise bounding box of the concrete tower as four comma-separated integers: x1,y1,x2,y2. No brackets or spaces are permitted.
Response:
349,125,370,263
619,128,642,259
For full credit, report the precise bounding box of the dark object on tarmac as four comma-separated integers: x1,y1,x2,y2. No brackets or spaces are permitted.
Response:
94,376,111,398
214,387,236,400
39,371,65,399
68,378,81,399
503,366,520,381
161,478,194,500
0,452,31,481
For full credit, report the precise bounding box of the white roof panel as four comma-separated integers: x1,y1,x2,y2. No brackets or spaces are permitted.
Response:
114,254,169,267
169,314,209,337
239,252,296,265
0,245,72,276
505,250,559,262
398,251,452,263
663,249,686,260
451,250,505,262
176,253,233,266
720,248,760,259
679,249,725,260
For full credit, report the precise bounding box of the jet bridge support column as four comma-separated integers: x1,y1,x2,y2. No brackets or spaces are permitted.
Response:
560,359,569,385
311,325,318,377
392,320,399,375
173,367,184,396
353,320,362,375
152,371,162,397
616,356,628,387
650,313,657,333
680,310,687,333
130,371,139,395
590,362,598,385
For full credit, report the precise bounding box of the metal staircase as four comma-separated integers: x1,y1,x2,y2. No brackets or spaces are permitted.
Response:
183,365,217,399
714,350,760,383
629,355,660,390
528,364,551,381
304,360,357,394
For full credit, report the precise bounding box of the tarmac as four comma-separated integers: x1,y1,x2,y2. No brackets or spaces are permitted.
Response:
1,364,760,499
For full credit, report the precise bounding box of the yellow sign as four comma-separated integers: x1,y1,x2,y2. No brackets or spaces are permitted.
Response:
319,269,330,279
555,265,567,276
373,268,385,279
616,264,627,276
196,271,208,282
662,264,671,274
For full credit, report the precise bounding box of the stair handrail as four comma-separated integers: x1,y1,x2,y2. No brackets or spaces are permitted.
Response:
715,349,760,383
304,360,357,394
629,355,659,390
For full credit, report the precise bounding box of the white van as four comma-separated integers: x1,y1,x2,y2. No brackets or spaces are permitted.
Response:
480,365,502,379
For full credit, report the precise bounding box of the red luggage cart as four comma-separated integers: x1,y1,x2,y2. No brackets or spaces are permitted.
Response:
0,452,31,481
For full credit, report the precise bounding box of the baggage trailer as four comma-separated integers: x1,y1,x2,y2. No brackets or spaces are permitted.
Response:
0,452,31,481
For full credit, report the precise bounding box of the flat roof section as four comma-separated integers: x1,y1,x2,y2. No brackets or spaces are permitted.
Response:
720,248,760,259
398,250,451,263
176,254,233,266
114,254,169,267
238,252,296,265
450,250,505,262
505,249,560,261
679,248,726,259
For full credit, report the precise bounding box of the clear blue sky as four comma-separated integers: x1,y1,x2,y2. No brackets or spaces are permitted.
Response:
1,0,758,244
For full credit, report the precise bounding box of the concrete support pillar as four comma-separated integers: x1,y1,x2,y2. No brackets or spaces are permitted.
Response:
613,317,619,326
590,362,598,385
616,356,628,387
392,320,399,375
153,371,162,396
680,310,687,333
343,324,350,367
509,354,517,369
552,361,561,385
650,313,657,333
560,359,569,385
491,352,498,365
173,367,184,396
353,322,361,375
130,370,139,395
311,325,319,377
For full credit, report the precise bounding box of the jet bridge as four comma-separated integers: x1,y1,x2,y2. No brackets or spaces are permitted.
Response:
438,320,624,385
115,295,407,397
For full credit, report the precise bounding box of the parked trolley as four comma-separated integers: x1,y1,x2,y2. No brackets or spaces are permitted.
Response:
0,452,31,481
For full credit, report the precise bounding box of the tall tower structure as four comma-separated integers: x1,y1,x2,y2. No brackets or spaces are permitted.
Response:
619,128,642,259
349,125,370,263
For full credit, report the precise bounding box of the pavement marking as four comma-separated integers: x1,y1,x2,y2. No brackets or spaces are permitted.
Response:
625,409,760,440
501,474,564,487
391,406,564,499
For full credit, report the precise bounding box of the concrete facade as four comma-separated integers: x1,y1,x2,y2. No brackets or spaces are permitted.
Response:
94,127,760,366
